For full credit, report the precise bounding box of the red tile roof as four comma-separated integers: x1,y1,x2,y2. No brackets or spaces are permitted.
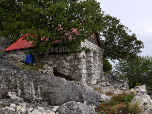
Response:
4,32,75,52
4,34,34,52
4,28,101,52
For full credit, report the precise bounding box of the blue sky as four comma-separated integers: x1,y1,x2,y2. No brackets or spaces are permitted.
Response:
97,0,152,70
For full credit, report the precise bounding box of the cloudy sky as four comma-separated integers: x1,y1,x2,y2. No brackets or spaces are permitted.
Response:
97,0,152,69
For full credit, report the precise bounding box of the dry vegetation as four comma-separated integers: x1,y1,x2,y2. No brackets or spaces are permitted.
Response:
15,63,43,71
95,92,142,114
105,91,114,96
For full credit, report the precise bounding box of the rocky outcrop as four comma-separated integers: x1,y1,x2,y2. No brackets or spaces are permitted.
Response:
104,71,129,90
90,71,129,96
0,53,110,109
0,93,97,114
0,92,59,114
73,81,110,106
132,85,152,114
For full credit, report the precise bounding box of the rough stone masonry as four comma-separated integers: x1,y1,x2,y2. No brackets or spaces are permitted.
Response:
5,38,104,85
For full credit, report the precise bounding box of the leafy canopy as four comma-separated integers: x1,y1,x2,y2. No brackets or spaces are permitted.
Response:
115,56,152,89
0,0,105,54
101,15,144,60
103,59,112,72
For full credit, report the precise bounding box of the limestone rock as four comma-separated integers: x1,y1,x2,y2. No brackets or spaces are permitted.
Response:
56,101,97,114
74,81,111,106
106,82,111,86
100,82,107,87
132,85,152,114
7,92,23,100
27,108,34,112
10,103,17,108
29,109,41,114
52,106,59,112
0,108,16,114
5,106,16,111
0,37,11,51
47,112,56,114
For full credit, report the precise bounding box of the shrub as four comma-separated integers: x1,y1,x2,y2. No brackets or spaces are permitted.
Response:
110,106,117,114
128,102,142,114
96,92,134,114
122,93,134,105
0,51,6,56
103,59,112,72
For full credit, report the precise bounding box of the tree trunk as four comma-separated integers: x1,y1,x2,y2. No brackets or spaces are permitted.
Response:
34,53,42,68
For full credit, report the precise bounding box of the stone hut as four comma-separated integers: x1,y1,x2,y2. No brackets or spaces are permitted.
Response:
4,33,103,85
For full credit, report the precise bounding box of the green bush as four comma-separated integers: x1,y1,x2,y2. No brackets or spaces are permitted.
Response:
122,94,134,105
0,51,6,56
103,59,112,72
128,102,142,114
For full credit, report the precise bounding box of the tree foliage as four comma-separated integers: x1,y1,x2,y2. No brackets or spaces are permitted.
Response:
115,56,152,89
0,0,105,54
103,59,112,72
101,15,144,60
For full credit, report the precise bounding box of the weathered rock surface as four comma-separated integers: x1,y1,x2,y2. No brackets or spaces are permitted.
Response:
0,95,57,114
0,37,11,51
90,71,129,96
0,96,97,114
0,53,110,108
74,81,110,106
132,85,152,114
56,101,97,114
104,71,129,90
0,86,99,114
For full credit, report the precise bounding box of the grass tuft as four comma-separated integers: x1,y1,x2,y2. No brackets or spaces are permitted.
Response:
128,102,142,114
110,106,118,114
15,63,43,71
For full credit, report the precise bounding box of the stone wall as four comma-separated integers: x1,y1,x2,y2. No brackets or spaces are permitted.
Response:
81,39,103,84
5,39,103,85
5,48,29,65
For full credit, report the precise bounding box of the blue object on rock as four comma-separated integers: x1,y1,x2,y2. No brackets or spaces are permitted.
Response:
25,54,33,64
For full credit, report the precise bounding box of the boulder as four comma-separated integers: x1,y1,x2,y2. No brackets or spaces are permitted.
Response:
73,81,111,106
56,101,97,114
132,85,152,114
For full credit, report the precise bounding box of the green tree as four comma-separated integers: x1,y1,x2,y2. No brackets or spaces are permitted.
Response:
115,56,152,89
101,15,144,61
0,0,105,54
103,59,112,72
